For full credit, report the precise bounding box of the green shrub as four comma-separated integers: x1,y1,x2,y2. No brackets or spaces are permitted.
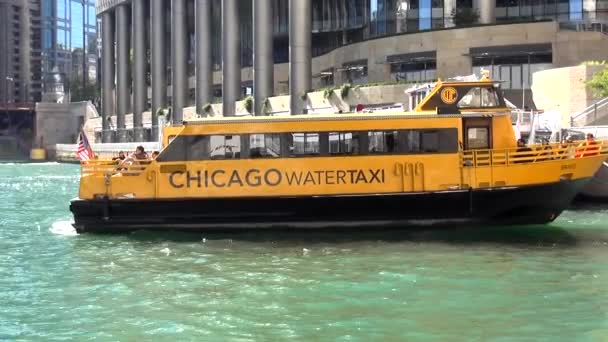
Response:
586,66,608,98
261,98,271,114
243,96,254,113
451,8,479,26
202,103,212,113
340,83,351,98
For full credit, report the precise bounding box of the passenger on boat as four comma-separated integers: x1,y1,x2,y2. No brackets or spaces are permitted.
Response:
576,133,600,157
132,146,149,160
515,139,533,163
562,136,577,159
150,151,160,160
112,151,126,163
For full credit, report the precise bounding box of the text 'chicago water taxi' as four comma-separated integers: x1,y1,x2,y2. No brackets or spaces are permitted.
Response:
70,76,608,233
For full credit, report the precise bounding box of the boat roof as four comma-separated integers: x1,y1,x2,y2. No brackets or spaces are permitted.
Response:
181,111,509,126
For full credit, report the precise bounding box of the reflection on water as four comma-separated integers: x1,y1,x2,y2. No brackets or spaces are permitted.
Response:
2,163,608,340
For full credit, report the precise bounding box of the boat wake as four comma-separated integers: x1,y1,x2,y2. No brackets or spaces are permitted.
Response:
50,220,78,236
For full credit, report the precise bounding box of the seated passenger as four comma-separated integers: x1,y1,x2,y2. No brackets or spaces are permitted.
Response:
515,139,533,163
112,151,126,164
559,136,576,159
150,151,160,160
132,146,148,160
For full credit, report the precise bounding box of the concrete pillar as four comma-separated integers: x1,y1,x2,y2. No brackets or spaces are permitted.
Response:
19,0,30,101
222,0,240,117
101,11,115,143
195,0,212,116
474,0,495,24
115,4,130,142
444,0,456,28
289,0,311,115
132,0,146,141
254,0,273,116
171,0,187,123
150,0,166,140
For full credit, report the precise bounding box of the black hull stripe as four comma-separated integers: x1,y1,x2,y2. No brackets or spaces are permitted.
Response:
70,178,590,233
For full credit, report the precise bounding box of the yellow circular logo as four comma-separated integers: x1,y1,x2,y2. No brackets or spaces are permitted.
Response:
440,87,458,104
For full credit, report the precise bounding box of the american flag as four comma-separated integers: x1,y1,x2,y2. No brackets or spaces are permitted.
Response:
77,131,95,161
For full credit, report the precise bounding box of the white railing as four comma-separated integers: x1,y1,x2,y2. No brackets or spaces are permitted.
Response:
570,97,608,127
55,142,161,162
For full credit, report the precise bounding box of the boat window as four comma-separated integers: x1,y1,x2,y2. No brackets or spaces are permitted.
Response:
329,132,360,155
402,130,421,153
369,131,399,154
156,135,187,162
289,133,320,156
421,131,440,152
467,127,490,149
158,128,459,162
458,87,499,108
187,135,211,160
209,135,241,159
249,134,281,158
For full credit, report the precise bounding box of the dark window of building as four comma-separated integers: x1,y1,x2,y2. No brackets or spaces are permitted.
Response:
471,44,553,89
342,60,368,85
390,59,437,82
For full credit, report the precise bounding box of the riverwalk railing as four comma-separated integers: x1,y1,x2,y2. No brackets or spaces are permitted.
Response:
570,97,608,127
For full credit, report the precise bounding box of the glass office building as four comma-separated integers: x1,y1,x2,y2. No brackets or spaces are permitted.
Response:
95,0,608,142
42,0,97,85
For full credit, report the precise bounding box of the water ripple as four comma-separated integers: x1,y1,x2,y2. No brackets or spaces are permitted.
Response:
2,163,608,340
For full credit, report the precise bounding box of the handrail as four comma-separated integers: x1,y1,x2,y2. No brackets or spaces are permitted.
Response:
558,20,608,35
81,159,153,177
571,97,608,126
462,140,608,167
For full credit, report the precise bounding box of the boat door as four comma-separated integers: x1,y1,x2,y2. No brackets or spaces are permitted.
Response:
462,117,493,187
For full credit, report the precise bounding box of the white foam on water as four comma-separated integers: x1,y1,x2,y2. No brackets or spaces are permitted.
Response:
49,220,78,236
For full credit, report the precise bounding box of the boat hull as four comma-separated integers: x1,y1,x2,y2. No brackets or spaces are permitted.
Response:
70,178,590,234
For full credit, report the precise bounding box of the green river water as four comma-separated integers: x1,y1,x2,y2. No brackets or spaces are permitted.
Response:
1,162,608,341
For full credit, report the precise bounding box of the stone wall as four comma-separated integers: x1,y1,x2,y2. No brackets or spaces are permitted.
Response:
36,101,97,159
531,64,606,127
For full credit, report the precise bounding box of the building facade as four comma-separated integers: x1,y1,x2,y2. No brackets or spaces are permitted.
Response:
96,0,608,142
41,0,97,91
0,0,42,103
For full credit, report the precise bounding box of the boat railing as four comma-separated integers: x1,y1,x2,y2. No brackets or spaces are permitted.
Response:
461,140,608,167
81,159,153,177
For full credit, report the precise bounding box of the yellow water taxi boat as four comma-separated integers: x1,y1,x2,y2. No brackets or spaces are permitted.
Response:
70,76,608,233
